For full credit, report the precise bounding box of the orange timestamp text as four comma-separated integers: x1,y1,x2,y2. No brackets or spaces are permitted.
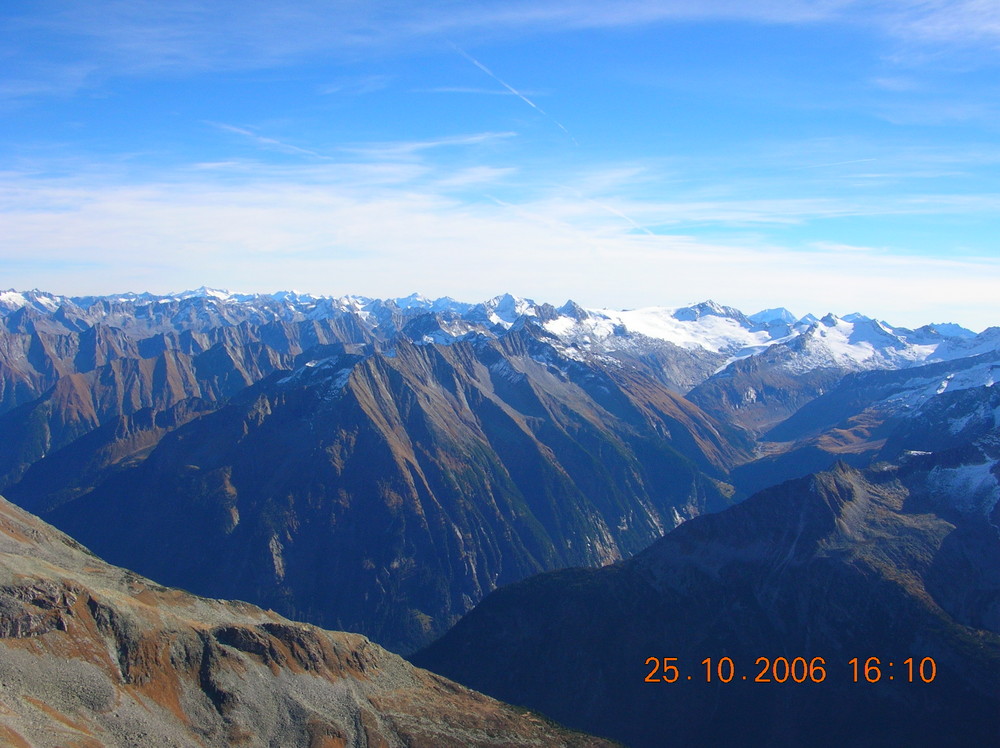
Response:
644,656,938,684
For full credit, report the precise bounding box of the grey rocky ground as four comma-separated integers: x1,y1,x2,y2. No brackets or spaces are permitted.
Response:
0,494,613,747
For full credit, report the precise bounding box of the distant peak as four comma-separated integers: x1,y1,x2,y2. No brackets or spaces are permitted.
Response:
174,286,234,300
488,292,519,306
672,300,748,324
918,322,976,339
393,292,432,309
270,289,315,302
557,300,589,321
484,293,536,315
749,307,796,325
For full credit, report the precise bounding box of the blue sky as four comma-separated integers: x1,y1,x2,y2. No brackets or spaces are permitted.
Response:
2,1,1000,329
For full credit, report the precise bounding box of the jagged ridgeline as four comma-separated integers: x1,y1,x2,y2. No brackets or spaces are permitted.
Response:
2,288,998,654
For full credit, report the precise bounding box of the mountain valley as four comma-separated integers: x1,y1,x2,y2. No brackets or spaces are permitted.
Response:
1,287,998,745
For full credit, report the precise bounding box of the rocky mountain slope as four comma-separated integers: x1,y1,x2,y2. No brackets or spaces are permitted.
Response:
39,329,744,654
413,455,1000,747
0,493,613,747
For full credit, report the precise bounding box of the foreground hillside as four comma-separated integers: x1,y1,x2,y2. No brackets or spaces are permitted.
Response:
0,495,612,747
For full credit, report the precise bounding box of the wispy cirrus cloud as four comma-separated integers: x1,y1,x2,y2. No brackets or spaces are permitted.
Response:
0,1,863,102
416,86,544,96
6,0,1000,108
885,0,1000,47
318,75,393,96
2,152,999,330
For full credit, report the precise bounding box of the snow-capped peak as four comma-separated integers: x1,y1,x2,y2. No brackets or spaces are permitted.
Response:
172,286,236,301
544,302,786,357
672,300,749,324
749,308,797,326
471,293,539,328
270,290,319,303
0,288,66,314
394,292,432,309
2,288,995,387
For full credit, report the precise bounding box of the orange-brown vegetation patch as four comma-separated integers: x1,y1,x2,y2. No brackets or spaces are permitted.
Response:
306,717,349,748
814,412,887,454
224,724,256,745
126,635,191,727
130,588,163,606
358,708,392,748
24,695,97,737
0,724,31,748
60,740,106,748
0,515,35,544
57,595,125,679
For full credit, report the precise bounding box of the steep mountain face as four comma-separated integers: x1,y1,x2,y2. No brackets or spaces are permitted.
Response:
0,338,373,504
413,458,1000,747
0,495,612,748
686,340,847,434
41,330,745,654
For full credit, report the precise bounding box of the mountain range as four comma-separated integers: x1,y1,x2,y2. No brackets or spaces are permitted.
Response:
1,287,998,745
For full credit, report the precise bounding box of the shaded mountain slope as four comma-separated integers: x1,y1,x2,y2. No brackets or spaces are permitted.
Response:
0,494,614,747
413,460,1000,747
43,333,745,654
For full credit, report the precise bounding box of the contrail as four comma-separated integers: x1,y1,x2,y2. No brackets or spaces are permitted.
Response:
485,193,654,239
590,199,655,236
210,122,330,159
792,158,876,170
451,44,577,145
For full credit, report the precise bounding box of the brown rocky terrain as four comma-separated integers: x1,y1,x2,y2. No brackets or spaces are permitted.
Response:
44,331,746,653
0,494,614,747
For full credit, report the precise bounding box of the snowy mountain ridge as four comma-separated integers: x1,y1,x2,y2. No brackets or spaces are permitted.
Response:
2,288,993,386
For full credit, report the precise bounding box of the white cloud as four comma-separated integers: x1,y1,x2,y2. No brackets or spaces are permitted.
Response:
2,159,998,331
886,0,1000,46
5,0,1000,114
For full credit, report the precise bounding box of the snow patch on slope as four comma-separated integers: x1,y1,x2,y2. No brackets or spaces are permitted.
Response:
927,460,1000,518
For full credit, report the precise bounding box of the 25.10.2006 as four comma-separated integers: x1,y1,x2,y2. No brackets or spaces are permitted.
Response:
645,656,828,683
